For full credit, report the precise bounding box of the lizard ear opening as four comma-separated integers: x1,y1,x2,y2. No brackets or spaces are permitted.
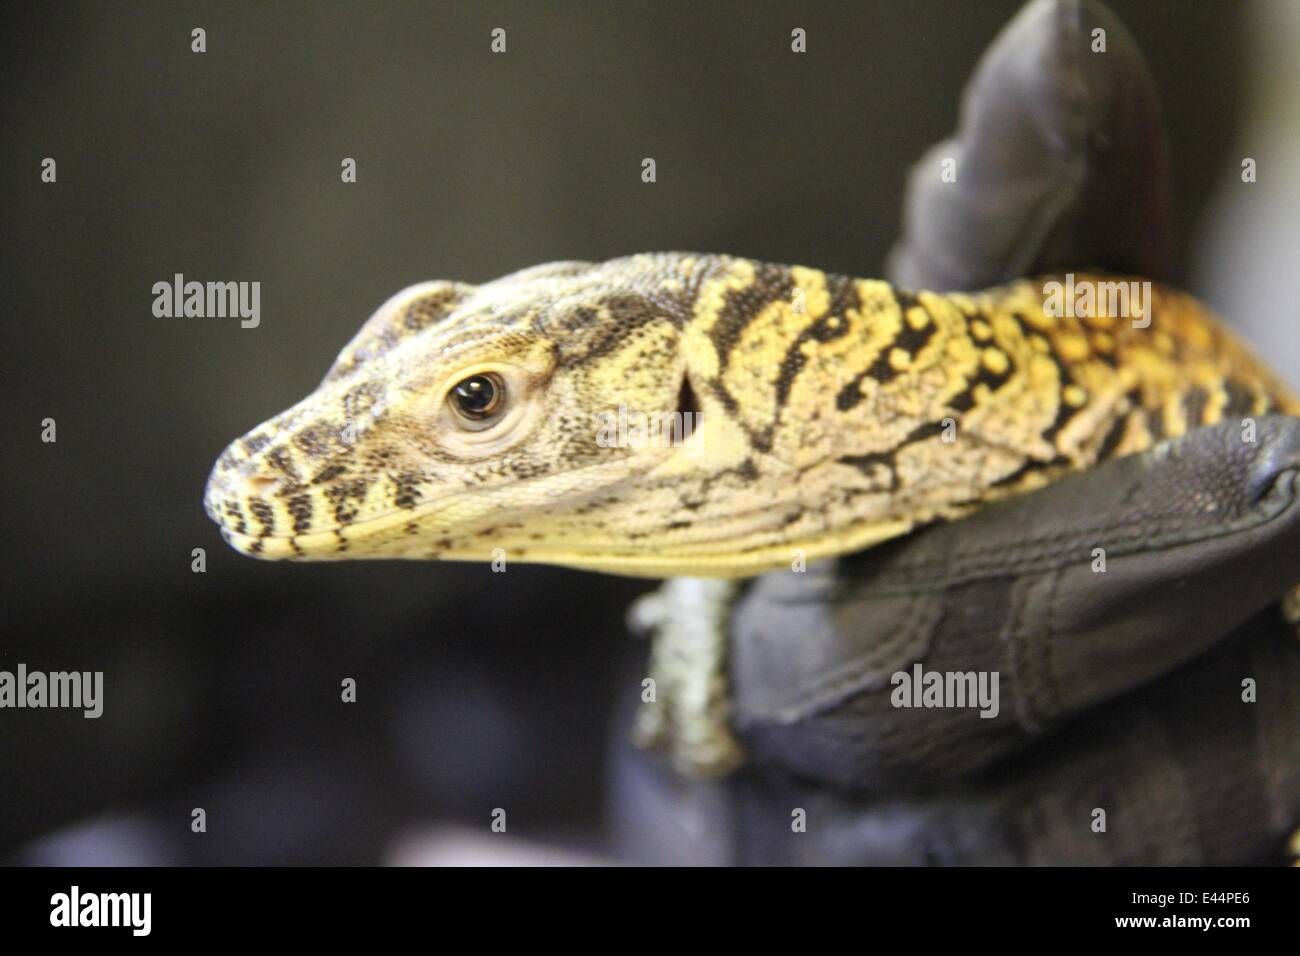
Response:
676,376,701,421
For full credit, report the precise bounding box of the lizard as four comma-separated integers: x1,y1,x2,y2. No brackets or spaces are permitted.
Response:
204,252,1300,776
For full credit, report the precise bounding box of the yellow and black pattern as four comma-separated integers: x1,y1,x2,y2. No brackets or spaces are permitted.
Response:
205,254,1299,577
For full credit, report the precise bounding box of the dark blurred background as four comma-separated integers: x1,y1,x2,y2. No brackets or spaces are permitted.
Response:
1,0,1295,864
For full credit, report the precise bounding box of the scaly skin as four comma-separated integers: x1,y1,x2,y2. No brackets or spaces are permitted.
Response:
205,253,1298,576
204,252,1300,776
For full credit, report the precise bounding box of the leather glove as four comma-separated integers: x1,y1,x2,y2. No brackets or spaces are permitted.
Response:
611,0,1300,865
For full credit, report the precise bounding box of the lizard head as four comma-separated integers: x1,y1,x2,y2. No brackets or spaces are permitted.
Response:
204,254,766,576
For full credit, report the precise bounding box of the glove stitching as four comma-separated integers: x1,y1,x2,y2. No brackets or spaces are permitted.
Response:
1042,565,1067,727
917,476,1292,569
811,470,1298,602
1004,574,1045,734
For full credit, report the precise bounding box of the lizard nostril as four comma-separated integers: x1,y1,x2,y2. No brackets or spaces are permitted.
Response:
248,475,280,494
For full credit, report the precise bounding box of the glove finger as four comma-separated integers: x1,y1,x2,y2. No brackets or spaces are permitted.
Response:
886,0,1174,291
725,611,1300,865
731,416,1300,790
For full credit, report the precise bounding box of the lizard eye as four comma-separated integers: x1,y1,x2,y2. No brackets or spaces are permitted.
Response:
436,360,548,457
448,372,506,428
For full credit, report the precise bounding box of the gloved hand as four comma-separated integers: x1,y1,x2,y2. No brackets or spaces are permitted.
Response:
612,0,1300,865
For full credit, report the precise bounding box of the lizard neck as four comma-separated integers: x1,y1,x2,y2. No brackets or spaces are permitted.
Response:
629,258,1298,575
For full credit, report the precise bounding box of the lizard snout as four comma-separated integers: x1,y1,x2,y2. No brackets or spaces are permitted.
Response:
203,444,299,556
